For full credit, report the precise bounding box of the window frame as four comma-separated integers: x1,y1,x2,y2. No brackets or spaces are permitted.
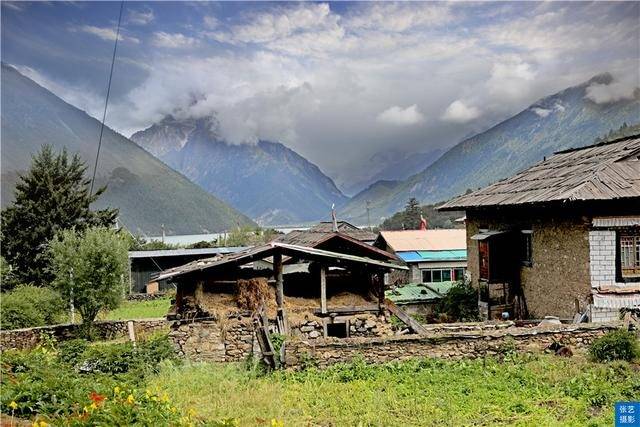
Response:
521,229,533,267
617,230,640,283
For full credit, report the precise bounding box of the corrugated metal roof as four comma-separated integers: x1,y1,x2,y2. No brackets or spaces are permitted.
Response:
592,216,640,228
593,293,640,309
397,250,467,262
440,134,640,210
275,221,377,246
155,242,407,281
386,282,456,303
379,229,467,252
128,247,246,259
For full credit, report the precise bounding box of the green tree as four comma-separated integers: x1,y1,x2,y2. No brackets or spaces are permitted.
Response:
49,227,128,337
1,146,117,287
402,198,422,230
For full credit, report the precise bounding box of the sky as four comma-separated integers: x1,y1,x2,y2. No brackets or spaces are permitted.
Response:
2,1,639,181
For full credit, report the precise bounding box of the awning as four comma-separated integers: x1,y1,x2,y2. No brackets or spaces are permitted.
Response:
592,292,640,309
470,230,508,240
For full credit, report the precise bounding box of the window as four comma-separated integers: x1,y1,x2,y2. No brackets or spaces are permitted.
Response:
521,230,533,266
422,268,459,283
453,268,466,281
620,233,640,279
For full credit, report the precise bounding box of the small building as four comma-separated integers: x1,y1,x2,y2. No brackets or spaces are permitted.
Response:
439,134,640,321
128,247,246,293
156,241,409,362
374,229,467,286
385,282,453,318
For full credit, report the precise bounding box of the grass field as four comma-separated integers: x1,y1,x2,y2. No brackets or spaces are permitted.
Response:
99,297,171,320
149,354,640,426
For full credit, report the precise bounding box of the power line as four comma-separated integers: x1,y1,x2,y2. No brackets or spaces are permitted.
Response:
90,0,124,196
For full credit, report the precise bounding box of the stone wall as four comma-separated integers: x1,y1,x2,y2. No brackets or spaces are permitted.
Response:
284,322,619,368
169,316,260,362
290,313,393,340
466,209,592,318
0,318,168,351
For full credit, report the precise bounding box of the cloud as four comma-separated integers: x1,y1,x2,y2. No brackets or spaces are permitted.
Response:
346,2,453,32
532,101,566,117
441,100,481,123
127,7,154,25
151,32,198,49
585,76,639,104
377,105,425,126
71,25,139,43
486,57,536,102
3,2,25,11
203,15,219,29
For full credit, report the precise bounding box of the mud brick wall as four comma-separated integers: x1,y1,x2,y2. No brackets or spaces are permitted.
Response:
0,319,168,351
466,210,592,318
284,323,619,368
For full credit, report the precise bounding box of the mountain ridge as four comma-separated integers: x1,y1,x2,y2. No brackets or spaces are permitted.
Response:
131,115,348,225
1,64,255,235
340,73,640,223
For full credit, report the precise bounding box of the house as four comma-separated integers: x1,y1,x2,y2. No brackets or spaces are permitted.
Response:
156,241,408,362
439,134,640,321
374,229,467,286
128,247,246,293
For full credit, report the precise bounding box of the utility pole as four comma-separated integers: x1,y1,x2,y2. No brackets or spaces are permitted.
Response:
366,200,372,231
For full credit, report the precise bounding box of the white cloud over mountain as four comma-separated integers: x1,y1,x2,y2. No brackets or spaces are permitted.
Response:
6,1,639,177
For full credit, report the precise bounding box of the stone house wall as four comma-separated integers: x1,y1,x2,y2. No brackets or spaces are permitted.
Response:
0,319,168,351
169,316,260,362
466,210,592,318
284,323,618,368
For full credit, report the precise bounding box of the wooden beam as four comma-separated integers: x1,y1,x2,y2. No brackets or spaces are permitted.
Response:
313,304,380,316
383,298,428,335
273,252,284,308
320,265,327,314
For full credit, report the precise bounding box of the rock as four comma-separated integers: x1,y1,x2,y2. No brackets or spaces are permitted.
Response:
308,331,321,338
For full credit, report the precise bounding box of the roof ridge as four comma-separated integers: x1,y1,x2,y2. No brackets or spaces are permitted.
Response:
554,132,640,155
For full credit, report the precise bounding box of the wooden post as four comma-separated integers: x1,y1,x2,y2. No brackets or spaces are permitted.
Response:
320,265,327,314
274,252,284,308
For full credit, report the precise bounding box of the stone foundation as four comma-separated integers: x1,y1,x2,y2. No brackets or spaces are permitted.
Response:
0,318,168,351
169,316,261,362
284,322,619,368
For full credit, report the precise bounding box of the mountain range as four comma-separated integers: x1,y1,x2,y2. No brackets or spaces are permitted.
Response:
336,147,445,196
131,116,347,225
1,64,254,235
340,73,640,223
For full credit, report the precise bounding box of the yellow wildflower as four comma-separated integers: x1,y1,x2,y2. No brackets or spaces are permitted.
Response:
114,386,121,395
170,406,177,413
188,408,197,417
126,394,135,404
271,419,284,427
90,402,98,410
162,392,169,403
9,400,18,410
39,421,48,427
145,389,152,398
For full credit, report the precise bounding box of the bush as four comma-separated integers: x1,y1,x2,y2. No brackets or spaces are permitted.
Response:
58,339,89,365
0,284,66,329
589,329,639,362
436,281,480,322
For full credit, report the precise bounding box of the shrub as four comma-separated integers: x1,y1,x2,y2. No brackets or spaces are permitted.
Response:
589,329,639,362
0,284,66,329
58,339,89,365
436,281,480,322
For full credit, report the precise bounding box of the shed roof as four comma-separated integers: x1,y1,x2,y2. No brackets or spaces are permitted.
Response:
275,221,376,246
128,247,245,259
378,229,467,252
396,249,467,263
155,242,407,282
439,134,640,210
386,282,456,304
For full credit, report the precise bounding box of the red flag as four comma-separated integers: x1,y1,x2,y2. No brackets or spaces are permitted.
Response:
419,214,428,230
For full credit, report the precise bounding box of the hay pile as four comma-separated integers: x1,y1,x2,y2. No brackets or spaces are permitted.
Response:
236,278,270,311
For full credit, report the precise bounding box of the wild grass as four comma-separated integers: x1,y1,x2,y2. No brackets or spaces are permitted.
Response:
99,297,171,320
149,354,640,426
